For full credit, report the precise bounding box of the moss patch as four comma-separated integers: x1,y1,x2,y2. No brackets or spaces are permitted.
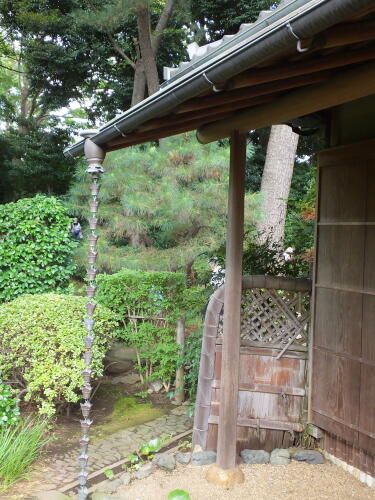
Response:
93,396,166,440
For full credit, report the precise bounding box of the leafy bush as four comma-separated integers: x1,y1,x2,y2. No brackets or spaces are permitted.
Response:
0,417,49,490
0,382,20,427
97,269,207,391
0,294,117,415
97,269,187,321
180,330,203,401
97,270,186,389
0,195,77,302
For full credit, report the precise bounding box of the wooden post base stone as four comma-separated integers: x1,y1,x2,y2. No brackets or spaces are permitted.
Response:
206,464,245,487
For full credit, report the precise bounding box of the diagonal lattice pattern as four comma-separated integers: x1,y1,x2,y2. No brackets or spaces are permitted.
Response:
217,288,310,346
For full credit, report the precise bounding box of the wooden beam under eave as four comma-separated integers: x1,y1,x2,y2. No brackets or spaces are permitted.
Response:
106,109,235,150
138,94,276,133
320,20,375,49
197,60,375,144
175,71,330,114
230,45,375,90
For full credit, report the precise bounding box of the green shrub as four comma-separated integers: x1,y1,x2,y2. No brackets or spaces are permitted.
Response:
0,382,20,427
180,331,203,401
0,195,77,303
97,269,206,391
0,294,117,415
97,269,187,322
97,270,186,388
0,417,50,490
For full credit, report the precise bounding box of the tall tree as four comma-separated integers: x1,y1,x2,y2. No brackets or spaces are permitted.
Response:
74,0,187,106
257,125,299,244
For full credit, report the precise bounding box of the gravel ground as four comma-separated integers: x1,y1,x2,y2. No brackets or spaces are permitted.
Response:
116,462,375,500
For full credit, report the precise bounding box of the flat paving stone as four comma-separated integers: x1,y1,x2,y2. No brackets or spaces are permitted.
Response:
24,408,192,495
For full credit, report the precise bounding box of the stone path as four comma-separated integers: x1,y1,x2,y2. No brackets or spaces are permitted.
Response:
37,406,193,493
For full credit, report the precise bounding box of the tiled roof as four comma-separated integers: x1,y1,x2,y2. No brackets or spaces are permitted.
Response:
163,0,293,82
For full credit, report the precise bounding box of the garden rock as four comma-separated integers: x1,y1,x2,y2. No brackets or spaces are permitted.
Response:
191,450,217,466
293,450,324,464
112,373,139,385
135,462,153,479
34,492,71,500
119,471,132,485
97,478,123,494
153,453,176,471
270,448,291,465
105,343,136,374
175,452,191,465
149,379,163,393
241,449,270,464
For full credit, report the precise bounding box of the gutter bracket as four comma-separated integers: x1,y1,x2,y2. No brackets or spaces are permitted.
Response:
113,124,127,138
286,22,310,53
203,72,223,93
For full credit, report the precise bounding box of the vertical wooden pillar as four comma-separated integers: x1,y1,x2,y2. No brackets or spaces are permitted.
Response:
207,131,246,486
174,317,185,404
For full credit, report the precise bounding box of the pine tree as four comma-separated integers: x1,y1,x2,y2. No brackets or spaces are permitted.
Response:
66,133,260,274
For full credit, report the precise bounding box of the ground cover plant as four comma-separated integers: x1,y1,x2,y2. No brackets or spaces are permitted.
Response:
0,381,20,426
0,293,117,415
0,195,77,303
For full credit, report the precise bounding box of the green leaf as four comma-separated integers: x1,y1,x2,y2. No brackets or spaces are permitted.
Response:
167,490,191,500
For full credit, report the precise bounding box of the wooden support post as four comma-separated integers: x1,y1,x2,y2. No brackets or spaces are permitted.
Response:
206,130,246,487
174,317,185,404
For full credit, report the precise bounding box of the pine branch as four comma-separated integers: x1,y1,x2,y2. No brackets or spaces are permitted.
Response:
106,32,136,69
0,62,24,73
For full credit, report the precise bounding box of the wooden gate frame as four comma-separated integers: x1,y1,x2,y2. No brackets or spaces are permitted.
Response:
193,274,312,450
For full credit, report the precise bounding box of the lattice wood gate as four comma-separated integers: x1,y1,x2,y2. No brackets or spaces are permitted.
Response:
193,275,311,452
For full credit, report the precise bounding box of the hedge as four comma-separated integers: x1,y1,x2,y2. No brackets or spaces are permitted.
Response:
0,293,117,415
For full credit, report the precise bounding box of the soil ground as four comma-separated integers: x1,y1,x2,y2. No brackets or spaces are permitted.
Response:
117,462,375,500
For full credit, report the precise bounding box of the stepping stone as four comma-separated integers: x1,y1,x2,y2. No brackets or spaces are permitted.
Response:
153,453,176,471
191,450,216,466
293,450,324,464
135,462,153,480
97,478,123,494
270,448,290,465
119,472,131,485
175,452,191,465
241,449,270,464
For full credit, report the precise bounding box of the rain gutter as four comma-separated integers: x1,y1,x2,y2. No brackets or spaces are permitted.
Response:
64,0,374,157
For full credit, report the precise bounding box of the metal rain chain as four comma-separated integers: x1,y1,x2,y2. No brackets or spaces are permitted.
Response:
78,131,105,500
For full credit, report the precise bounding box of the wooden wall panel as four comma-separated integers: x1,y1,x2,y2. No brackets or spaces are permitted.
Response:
314,288,362,357
312,138,375,471
362,295,375,362
364,228,375,292
319,163,367,222
359,364,375,454
316,226,365,288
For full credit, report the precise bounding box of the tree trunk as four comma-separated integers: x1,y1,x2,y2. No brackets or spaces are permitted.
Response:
257,124,299,244
136,6,160,96
131,60,147,106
